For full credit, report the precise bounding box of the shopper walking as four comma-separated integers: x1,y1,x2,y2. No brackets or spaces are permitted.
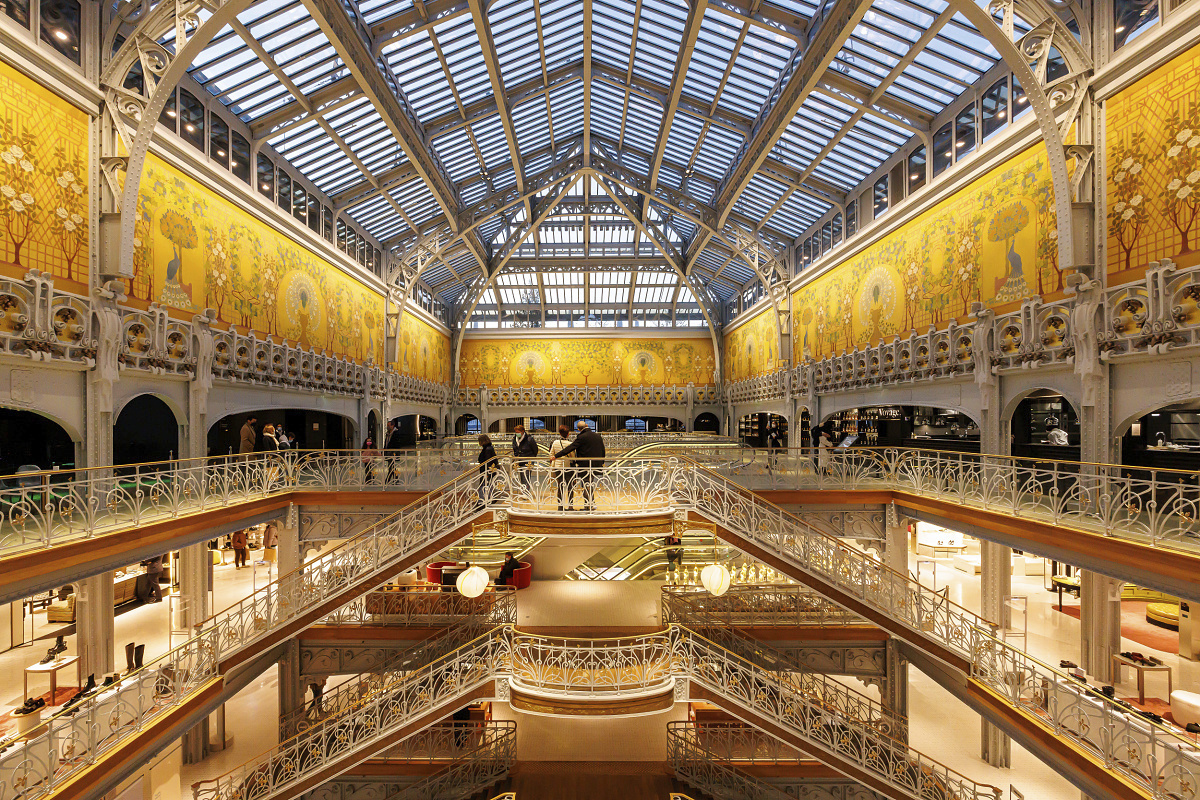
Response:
549,421,605,511
477,434,498,508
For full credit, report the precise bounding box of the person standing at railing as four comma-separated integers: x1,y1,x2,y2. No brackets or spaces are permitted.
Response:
817,426,832,474
477,434,498,509
549,420,606,511
548,425,574,510
239,416,257,456
384,420,405,484
511,424,538,492
766,426,783,473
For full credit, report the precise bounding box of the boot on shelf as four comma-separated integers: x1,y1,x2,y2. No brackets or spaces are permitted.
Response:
134,644,145,670
84,674,96,692
125,642,136,675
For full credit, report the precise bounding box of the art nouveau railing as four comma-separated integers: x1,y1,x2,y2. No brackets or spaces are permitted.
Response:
503,460,674,515
0,467,495,800
0,449,476,556
717,446,1200,552
674,459,1200,800
671,627,990,800
662,593,905,742
214,626,979,800
318,585,517,628
508,631,674,697
371,721,515,800
660,585,863,628
194,629,506,800
667,722,889,800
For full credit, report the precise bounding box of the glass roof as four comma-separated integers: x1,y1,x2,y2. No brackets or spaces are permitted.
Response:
154,0,1036,326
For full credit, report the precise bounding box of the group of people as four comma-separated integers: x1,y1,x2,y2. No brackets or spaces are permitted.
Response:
239,416,298,453
477,420,607,511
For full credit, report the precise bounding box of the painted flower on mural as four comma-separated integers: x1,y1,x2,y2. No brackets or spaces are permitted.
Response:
1161,103,1200,254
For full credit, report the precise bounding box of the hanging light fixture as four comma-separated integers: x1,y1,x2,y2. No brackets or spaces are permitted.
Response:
700,563,731,597
456,564,490,598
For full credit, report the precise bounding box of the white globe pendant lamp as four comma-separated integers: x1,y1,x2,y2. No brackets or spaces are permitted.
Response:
700,563,731,597
456,564,490,598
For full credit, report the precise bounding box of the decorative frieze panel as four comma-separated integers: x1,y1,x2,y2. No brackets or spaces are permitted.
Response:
459,383,714,408
299,511,394,541
0,272,94,364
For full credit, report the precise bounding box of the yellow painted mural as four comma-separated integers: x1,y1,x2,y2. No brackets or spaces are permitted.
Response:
784,145,1060,362
0,62,89,289
1106,42,1200,282
398,313,451,384
459,336,716,386
724,309,780,381
133,155,384,364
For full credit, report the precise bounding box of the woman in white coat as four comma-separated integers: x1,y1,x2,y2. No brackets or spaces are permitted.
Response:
548,425,574,511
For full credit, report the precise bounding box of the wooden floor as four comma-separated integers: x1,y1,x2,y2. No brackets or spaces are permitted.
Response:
510,761,674,799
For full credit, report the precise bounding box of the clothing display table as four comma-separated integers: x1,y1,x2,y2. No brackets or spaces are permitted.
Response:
24,656,80,702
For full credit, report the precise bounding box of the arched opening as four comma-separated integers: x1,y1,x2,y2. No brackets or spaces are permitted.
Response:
1009,390,1078,460
455,414,482,436
366,410,380,446
817,405,981,452
207,410,355,455
694,413,720,433
114,395,179,465
389,414,440,447
736,413,789,448
0,408,75,474
1119,400,1200,476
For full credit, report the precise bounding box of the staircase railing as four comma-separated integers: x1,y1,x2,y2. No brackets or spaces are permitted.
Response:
662,591,905,741
280,609,510,737
383,720,515,800
193,628,507,800
674,458,1200,800
0,467,494,800
671,627,997,800
667,721,887,800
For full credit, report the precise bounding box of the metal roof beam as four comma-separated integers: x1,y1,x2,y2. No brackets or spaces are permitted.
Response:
370,0,472,52
249,76,360,141
467,0,526,196
648,0,708,196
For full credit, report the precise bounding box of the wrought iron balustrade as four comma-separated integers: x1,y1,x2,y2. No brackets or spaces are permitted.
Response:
374,720,515,800
194,629,508,800
661,584,863,628
674,458,1200,800
667,721,889,800
0,467,496,800
320,585,517,628
508,631,675,697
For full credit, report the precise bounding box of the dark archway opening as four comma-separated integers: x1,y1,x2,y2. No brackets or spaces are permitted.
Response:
737,413,789,448
114,395,179,465
1010,391,1078,460
0,408,75,474
455,414,481,436
390,414,439,447
694,413,720,433
207,410,354,455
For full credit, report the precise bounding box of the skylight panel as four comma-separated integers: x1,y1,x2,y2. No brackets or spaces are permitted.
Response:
624,91,664,153
513,94,554,154
548,82,586,141
734,173,788,220
589,81,627,145
433,128,483,182
662,110,704,168
631,0,688,82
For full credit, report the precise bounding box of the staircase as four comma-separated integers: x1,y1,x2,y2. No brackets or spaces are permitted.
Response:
0,466,495,800
675,459,1200,800
195,629,507,800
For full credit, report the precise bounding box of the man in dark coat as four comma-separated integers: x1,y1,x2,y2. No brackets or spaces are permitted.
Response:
549,421,606,510
239,417,257,455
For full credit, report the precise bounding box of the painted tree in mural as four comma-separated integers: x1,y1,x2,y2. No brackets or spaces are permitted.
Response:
260,253,280,336
1161,101,1200,254
158,193,201,310
49,146,85,281
1034,173,1063,292
902,246,927,331
1108,132,1149,273
987,202,1029,303
206,227,234,319
230,231,263,330
0,125,40,267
